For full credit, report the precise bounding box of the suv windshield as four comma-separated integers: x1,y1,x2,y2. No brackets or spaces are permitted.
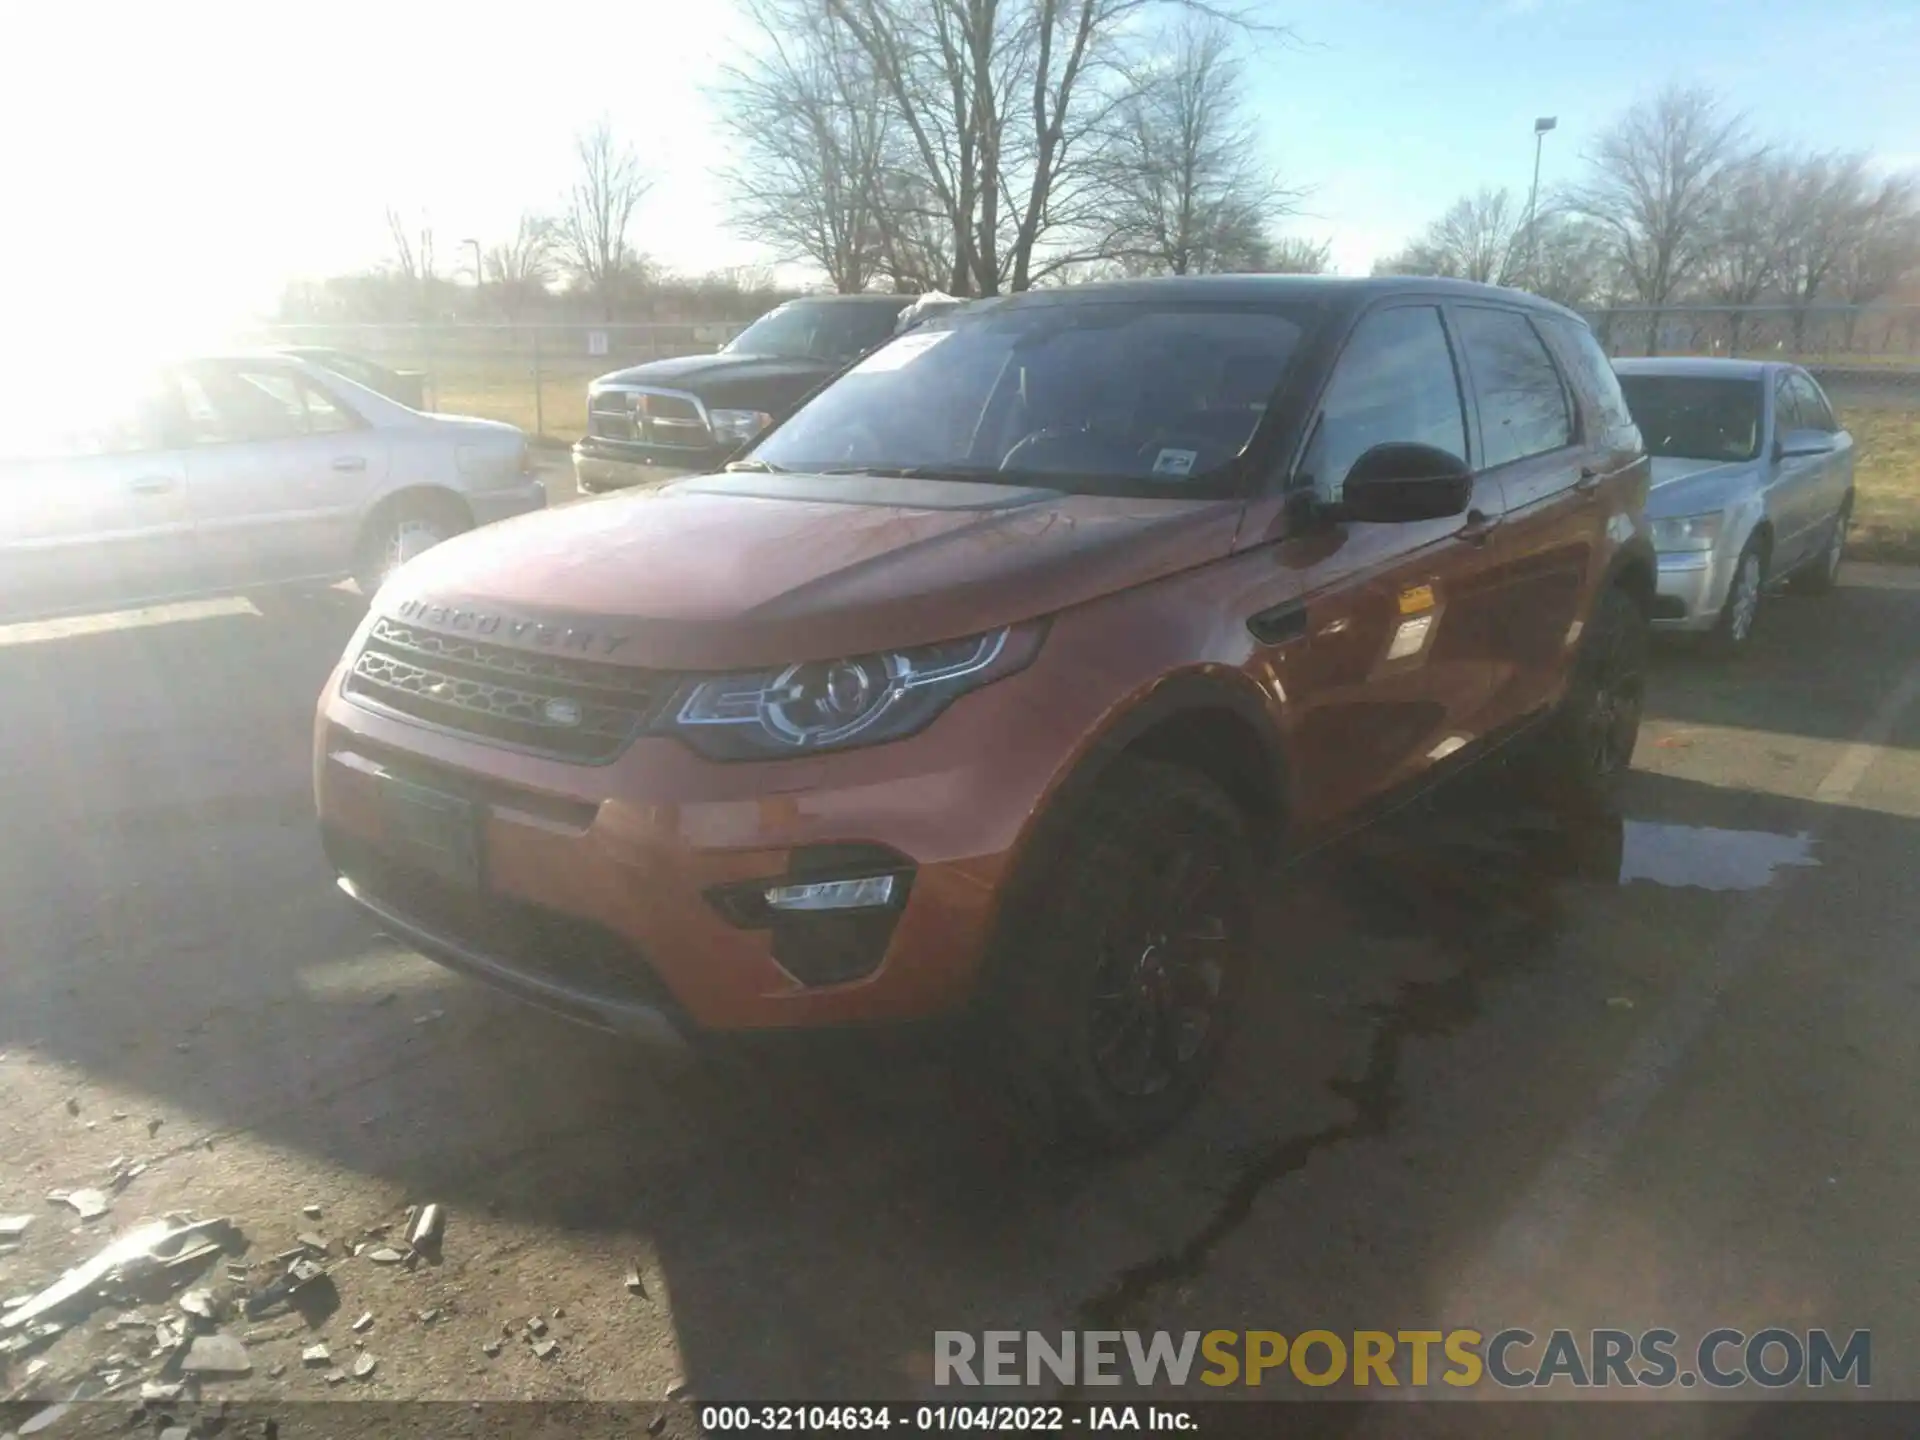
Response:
746,302,1314,493
724,302,903,361
1616,374,1763,463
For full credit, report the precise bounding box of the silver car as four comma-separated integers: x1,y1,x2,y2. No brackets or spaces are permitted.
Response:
0,354,547,623
1613,358,1854,654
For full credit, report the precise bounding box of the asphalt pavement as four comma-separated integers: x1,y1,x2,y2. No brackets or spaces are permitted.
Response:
2,557,1919,1419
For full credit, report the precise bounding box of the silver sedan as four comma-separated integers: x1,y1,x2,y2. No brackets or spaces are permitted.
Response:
0,354,547,623
1613,357,1855,655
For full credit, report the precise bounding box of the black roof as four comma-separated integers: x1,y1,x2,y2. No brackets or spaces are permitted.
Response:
989,274,1588,325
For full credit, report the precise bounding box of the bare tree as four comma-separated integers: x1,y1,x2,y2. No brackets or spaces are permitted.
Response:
1374,188,1523,285
384,207,436,317
1835,172,1920,347
483,212,557,318
1266,235,1332,274
1771,151,1877,349
719,0,890,292
1563,85,1754,349
559,121,653,319
1082,18,1297,276
1700,159,1789,351
1527,214,1613,311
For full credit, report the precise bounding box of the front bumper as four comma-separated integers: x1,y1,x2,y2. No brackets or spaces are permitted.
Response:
466,481,548,527
313,658,1085,1039
1652,550,1734,631
572,439,722,493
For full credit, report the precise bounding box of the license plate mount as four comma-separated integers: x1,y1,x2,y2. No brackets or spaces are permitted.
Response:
378,777,481,890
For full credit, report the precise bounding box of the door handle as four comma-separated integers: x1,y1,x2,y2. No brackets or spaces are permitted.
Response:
332,455,368,472
129,476,176,495
1247,600,1308,645
1574,466,1602,495
1457,509,1497,546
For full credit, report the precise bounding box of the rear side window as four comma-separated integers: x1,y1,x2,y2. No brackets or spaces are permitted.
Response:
1454,307,1572,469
1297,304,1467,503
1546,317,1636,438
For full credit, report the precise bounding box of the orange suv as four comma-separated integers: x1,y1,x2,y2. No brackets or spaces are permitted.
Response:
315,277,1653,1147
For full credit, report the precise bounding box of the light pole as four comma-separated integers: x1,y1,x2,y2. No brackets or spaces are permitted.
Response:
463,238,484,308
1526,117,1557,288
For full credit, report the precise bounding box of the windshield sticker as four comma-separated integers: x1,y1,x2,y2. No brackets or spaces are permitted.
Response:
852,329,952,374
1152,448,1198,477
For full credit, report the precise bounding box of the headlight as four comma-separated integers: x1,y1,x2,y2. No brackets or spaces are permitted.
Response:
1651,512,1724,553
664,623,1044,760
708,408,774,446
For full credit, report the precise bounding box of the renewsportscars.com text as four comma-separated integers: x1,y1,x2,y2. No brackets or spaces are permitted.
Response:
933,1328,1871,1390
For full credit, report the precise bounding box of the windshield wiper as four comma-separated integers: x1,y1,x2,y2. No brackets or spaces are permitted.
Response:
811,463,1012,482
723,458,787,473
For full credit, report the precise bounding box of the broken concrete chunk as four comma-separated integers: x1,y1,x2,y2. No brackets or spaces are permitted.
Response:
351,1313,373,1333
482,1339,503,1358
412,1009,445,1025
417,1308,440,1324
624,1267,647,1297
526,1317,548,1337
665,1379,691,1400
180,1332,251,1376
0,1215,33,1241
3,1218,233,1334
295,1234,329,1256
365,1248,405,1265
268,1362,285,1379
532,1338,557,1360
352,1353,377,1380
177,1290,216,1321
65,1189,110,1221
405,1204,443,1253
139,1381,183,1403
301,1344,330,1367
325,1368,346,1385
300,1205,322,1220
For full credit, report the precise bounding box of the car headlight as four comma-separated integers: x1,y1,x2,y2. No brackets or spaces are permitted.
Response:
708,408,774,446
663,623,1045,760
1651,512,1724,553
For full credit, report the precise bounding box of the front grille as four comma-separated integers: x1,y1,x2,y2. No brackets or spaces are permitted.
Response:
324,827,684,1017
343,618,670,763
585,388,712,449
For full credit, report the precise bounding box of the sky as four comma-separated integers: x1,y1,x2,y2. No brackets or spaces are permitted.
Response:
2,0,1917,346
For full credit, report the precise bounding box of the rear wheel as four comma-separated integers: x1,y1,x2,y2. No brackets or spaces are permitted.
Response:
1792,499,1850,595
986,759,1254,1152
355,497,467,597
1526,585,1648,813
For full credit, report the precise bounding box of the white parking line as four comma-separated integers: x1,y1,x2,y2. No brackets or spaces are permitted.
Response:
1471,654,1920,1288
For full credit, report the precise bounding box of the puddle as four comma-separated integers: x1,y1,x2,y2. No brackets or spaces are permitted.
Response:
1619,820,1818,892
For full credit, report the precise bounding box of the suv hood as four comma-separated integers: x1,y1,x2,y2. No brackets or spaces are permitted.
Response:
593,351,835,395
384,472,1243,670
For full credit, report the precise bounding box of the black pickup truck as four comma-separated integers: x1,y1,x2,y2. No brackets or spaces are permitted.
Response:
571,294,913,493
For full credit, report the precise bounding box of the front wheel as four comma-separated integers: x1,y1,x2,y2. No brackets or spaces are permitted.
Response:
1706,540,1765,657
1792,500,1850,595
1525,585,1648,813
985,759,1255,1152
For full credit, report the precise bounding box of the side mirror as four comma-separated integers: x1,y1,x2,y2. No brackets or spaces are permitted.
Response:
1337,443,1474,523
1776,428,1836,460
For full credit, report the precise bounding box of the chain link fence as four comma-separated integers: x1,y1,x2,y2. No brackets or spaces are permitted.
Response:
253,304,1920,440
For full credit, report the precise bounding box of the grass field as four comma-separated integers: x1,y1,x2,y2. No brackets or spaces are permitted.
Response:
1840,408,1920,563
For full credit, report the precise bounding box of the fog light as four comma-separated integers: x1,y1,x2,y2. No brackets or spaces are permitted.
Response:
763,875,897,912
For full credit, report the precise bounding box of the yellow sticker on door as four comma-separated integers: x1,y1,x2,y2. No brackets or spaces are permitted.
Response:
1398,584,1436,615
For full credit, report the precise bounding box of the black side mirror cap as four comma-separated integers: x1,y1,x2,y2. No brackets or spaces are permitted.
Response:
1336,443,1474,523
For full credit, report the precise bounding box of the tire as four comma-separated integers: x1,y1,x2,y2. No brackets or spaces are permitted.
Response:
1526,585,1648,813
1792,499,1850,596
1705,537,1766,658
354,497,467,598
984,758,1255,1152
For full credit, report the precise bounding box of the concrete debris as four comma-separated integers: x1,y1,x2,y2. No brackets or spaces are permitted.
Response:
366,1247,405,1265
300,1206,322,1221
139,1382,183,1403
526,1317,547,1338
351,1353,377,1380
267,1362,285,1379
665,1379,690,1400
417,1308,440,1324
532,1338,557,1360
273,1248,306,1265
2,1296,28,1310
648,1416,667,1436
625,1268,647,1298
412,1010,445,1025
551,1306,565,1319
180,1332,251,1376
111,1112,128,1122
325,1369,346,1385
405,1204,443,1253
351,1313,373,1333
24,1357,47,1378
177,1291,216,1321
295,1234,329,1256
20,1404,72,1436
1,1215,33,1241
224,1265,251,1283
244,1257,326,1319
65,1190,110,1221
300,1344,330,1367
159,1429,193,1440
482,1339,502,1357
